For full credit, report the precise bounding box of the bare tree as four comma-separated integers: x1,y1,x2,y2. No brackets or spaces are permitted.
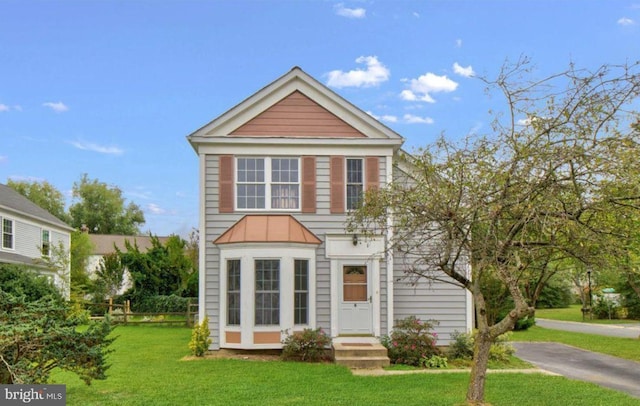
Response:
349,58,640,404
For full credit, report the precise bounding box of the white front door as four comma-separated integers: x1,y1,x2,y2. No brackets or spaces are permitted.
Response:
338,265,372,334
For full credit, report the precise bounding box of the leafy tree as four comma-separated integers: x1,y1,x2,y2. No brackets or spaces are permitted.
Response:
7,179,70,223
70,230,95,297
35,240,71,298
120,235,193,299
0,265,114,385
94,252,125,300
181,229,199,297
69,174,145,235
349,58,640,404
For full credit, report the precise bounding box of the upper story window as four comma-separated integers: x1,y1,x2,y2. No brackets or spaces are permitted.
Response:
2,218,14,250
346,158,364,210
236,157,300,210
42,229,51,257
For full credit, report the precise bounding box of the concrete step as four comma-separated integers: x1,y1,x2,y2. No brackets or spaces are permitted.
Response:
333,342,390,369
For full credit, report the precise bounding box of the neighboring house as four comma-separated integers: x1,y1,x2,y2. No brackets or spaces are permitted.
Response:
187,67,473,351
86,234,171,295
0,183,73,298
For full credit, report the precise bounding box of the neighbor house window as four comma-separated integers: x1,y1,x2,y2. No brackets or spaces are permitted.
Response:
294,259,309,325
2,218,14,249
255,259,280,325
227,259,241,325
236,157,299,210
41,230,51,257
346,158,363,210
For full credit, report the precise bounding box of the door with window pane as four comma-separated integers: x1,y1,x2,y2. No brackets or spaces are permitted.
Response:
339,265,372,334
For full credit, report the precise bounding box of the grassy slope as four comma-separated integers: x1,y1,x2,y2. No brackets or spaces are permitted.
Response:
53,325,640,406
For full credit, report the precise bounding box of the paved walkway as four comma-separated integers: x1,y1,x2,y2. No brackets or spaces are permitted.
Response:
513,342,640,399
536,318,640,339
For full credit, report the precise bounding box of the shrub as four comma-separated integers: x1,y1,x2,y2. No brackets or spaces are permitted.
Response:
421,355,448,368
447,330,515,362
118,292,193,313
592,295,621,320
189,316,212,357
281,328,331,362
381,316,440,366
514,315,535,331
0,269,114,385
0,264,62,301
447,330,474,360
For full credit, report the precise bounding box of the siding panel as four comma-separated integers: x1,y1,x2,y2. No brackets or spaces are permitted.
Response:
230,91,366,138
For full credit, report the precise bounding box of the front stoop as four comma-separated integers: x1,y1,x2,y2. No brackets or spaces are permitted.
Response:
333,338,390,369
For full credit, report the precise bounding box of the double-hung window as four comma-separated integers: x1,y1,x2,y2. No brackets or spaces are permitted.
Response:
236,157,299,210
227,259,241,325
42,229,51,257
2,218,14,249
255,259,280,325
294,259,309,325
346,158,364,210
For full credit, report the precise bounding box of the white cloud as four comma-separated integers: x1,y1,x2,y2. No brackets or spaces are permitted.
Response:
147,203,167,215
326,56,390,88
0,104,9,112
42,101,69,113
403,114,434,124
334,3,366,19
367,111,398,123
13,105,22,112
453,62,475,78
618,17,635,25
0,155,7,164
455,39,463,48
400,72,458,103
69,139,124,155
413,12,420,18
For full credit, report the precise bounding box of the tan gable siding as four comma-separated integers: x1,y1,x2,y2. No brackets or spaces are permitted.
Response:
230,91,366,138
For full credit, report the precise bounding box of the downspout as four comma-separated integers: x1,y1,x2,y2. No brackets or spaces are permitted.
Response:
386,154,394,335
198,153,207,323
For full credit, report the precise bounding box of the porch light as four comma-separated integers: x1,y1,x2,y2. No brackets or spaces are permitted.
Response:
352,234,358,246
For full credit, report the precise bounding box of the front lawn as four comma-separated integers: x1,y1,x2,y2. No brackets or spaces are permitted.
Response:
52,325,640,405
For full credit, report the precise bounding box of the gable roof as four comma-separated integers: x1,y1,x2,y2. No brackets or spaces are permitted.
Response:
88,234,172,255
187,66,404,148
0,183,73,231
214,215,321,245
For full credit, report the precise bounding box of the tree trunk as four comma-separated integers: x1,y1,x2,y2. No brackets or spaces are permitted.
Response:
466,328,492,405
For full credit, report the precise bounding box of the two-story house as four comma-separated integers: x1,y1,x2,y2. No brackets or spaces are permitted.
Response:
187,67,472,351
0,183,73,298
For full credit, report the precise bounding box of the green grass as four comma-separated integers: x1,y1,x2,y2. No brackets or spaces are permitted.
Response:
535,304,639,324
52,325,640,406
512,325,640,362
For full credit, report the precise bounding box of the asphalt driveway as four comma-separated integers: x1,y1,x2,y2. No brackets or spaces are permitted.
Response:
535,318,640,339
513,342,640,399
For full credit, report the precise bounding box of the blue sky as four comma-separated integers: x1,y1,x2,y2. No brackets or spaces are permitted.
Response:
1,1,638,236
